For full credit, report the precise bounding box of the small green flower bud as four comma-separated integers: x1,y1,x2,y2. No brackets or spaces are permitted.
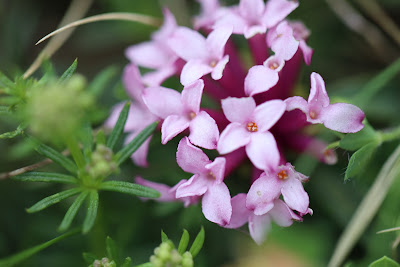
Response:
170,249,182,264
150,255,164,267
181,252,193,267
92,259,101,267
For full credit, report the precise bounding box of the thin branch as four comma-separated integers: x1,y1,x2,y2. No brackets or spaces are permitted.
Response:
377,226,400,234
328,144,400,267
35,13,162,46
23,0,94,79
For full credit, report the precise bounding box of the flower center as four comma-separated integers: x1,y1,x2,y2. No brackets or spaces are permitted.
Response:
269,62,279,70
246,122,258,132
277,170,288,180
209,60,217,68
208,172,216,180
309,110,318,119
189,111,196,120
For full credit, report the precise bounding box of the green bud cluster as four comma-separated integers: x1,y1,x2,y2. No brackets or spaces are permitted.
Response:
86,144,118,180
90,257,116,267
150,241,193,267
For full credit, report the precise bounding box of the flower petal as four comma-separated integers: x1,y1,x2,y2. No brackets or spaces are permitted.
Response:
125,42,170,69
206,26,233,59
308,72,330,108
246,132,280,171
176,136,210,174
202,182,232,226
175,174,209,198
281,177,309,214
269,199,299,227
126,132,152,167
284,96,309,113
180,60,213,86
217,122,251,154
123,64,145,103
211,55,229,80
246,173,281,215
181,79,204,114
221,97,256,123
253,99,286,132
167,27,208,61
299,40,313,65
189,111,219,149
142,64,177,87
135,176,175,201
270,21,299,61
224,193,251,229
153,8,177,42
249,214,271,245
263,0,298,28
320,103,365,133
205,157,226,184
161,115,190,144
142,86,183,118
244,65,279,96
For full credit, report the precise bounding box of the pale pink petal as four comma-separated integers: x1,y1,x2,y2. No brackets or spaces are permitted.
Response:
284,96,309,113
153,8,177,42
142,64,178,87
239,0,265,19
167,27,208,61
249,214,271,245
308,72,330,108
299,40,313,65
270,21,299,61
142,86,183,118
176,136,210,174
246,173,281,215
205,157,226,184
263,55,285,72
126,132,152,167
269,199,299,227
126,42,170,69
135,176,175,201
246,132,280,171
176,174,209,198
202,182,232,226
263,0,299,28
217,122,251,154
320,103,365,133
189,111,219,149
211,55,229,80
244,65,279,96
123,64,145,103
253,99,286,132
281,177,309,214
181,79,204,114
244,25,267,39
181,60,213,86
224,193,251,229
221,97,256,123
161,115,190,144
206,26,233,59
213,11,247,35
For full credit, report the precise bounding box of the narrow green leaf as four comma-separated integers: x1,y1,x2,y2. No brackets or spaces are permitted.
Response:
27,136,78,174
369,256,400,267
340,123,379,151
120,257,132,267
345,143,378,180
27,187,82,213
96,130,107,145
161,230,169,243
0,229,79,267
58,191,89,232
0,124,24,139
0,71,15,91
189,227,205,258
99,181,160,198
178,229,190,254
13,172,78,184
107,102,130,150
106,236,118,261
59,58,78,83
87,66,118,96
135,262,154,267
115,121,158,165
82,190,99,234
82,252,98,265
81,122,93,161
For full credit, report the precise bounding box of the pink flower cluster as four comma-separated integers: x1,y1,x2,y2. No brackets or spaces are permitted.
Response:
106,0,365,244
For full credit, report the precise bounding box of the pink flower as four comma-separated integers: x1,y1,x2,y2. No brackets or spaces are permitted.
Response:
225,194,302,244
142,79,219,149
175,137,232,226
217,97,286,171
285,72,365,133
289,21,314,65
167,26,232,86
246,163,311,215
194,0,226,30
266,20,300,61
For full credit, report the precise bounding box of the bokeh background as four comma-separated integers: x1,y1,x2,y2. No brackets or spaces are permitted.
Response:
1,0,400,266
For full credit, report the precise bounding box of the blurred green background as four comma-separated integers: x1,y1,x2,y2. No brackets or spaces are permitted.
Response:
1,0,400,266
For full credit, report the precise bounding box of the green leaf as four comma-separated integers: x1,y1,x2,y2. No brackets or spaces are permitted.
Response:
82,252,98,264
58,191,89,232
0,106,10,114
87,66,118,96
27,187,82,213
106,236,118,262
135,263,153,267
178,229,190,254
96,130,107,145
13,172,78,184
0,229,79,267
189,227,205,258
115,121,158,166
82,190,99,234
0,71,15,91
99,181,160,198
340,123,379,151
81,122,93,162
345,143,378,180
59,58,78,83
161,230,169,243
28,136,78,174
0,124,25,139
369,256,400,267
120,257,132,267
107,102,130,150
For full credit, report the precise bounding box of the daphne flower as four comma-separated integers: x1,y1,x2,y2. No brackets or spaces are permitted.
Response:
167,26,232,86
266,20,299,61
285,72,365,133
175,137,232,226
217,97,286,171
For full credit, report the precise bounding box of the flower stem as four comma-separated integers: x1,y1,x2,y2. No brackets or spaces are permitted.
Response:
380,126,400,142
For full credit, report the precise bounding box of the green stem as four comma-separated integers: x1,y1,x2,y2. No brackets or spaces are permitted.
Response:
326,141,341,150
66,137,86,172
380,126,400,142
